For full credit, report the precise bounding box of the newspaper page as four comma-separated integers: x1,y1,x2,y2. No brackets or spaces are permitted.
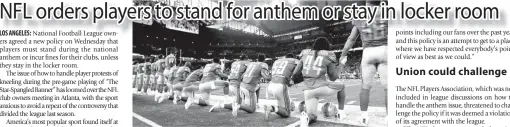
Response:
0,0,508,127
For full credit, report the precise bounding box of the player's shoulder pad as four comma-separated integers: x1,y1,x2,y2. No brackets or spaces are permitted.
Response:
185,67,191,72
300,49,312,56
289,58,300,64
319,50,337,63
215,63,222,68
243,61,251,65
261,62,269,69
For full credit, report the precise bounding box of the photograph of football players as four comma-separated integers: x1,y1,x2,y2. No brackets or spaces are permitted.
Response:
340,0,388,125
183,65,204,109
298,37,347,126
172,62,192,104
264,53,302,119
185,58,229,109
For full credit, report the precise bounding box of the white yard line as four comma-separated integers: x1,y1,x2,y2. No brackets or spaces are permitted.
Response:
133,112,163,127
347,101,356,105
284,121,301,127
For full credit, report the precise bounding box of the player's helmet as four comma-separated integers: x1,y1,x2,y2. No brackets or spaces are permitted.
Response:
322,102,339,118
285,53,295,58
313,37,331,51
257,54,266,62
298,101,306,113
240,54,248,60
213,57,221,63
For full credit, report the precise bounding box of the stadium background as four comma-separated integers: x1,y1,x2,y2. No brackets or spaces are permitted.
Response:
131,1,388,126
132,0,364,79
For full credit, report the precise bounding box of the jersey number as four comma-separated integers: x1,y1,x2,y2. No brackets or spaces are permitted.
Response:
244,64,255,77
271,61,288,75
303,56,323,76
230,63,240,76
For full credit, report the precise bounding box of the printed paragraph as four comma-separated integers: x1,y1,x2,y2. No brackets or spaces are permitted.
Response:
0,29,120,126
394,85,510,126
395,29,510,60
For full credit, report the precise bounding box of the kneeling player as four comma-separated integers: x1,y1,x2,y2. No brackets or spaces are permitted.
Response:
185,58,229,109
183,66,203,109
298,37,346,127
172,62,192,104
264,53,302,119
133,61,138,93
150,58,158,96
136,62,145,94
155,57,167,103
210,55,271,117
142,58,152,95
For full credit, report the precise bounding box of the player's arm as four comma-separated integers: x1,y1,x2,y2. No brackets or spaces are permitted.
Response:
214,69,228,78
238,68,245,81
291,60,303,77
340,27,359,62
327,63,340,81
261,64,271,80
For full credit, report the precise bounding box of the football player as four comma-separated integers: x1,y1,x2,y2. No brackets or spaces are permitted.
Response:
136,59,145,94
133,61,138,93
340,0,388,125
183,65,203,109
210,55,271,117
163,54,177,101
142,57,152,95
150,57,158,96
167,54,180,100
207,55,250,113
155,55,167,103
172,61,192,104
264,53,302,119
226,55,250,105
185,58,229,109
298,37,346,127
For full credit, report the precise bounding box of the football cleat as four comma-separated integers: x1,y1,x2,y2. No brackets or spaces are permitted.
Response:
298,101,306,113
173,94,179,104
232,102,240,117
300,112,309,127
209,101,221,112
184,97,193,110
335,110,346,121
360,112,369,126
264,105,272,120
154,93,159,102
158,93,166,103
